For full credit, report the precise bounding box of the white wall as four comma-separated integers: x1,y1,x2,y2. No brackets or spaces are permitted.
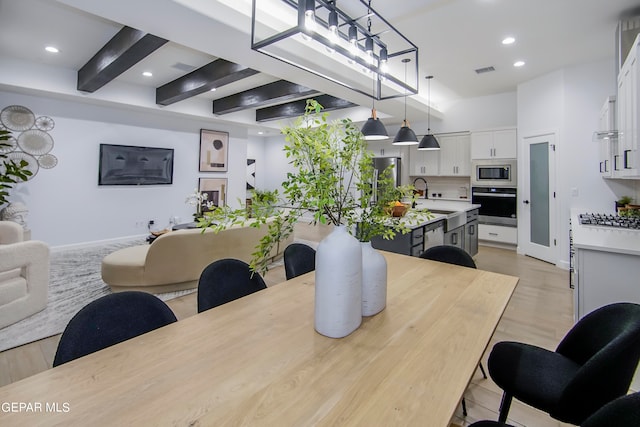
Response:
1,90,250,247
401,91,517,135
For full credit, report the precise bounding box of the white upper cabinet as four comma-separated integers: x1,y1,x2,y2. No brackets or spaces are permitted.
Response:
438,134,470,176
366,141,404,158
409,133,470,176
597,96,616,178
471,128,517,159
616,33,639,178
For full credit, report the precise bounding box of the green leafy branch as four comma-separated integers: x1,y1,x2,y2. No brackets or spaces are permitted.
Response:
0,129,32,207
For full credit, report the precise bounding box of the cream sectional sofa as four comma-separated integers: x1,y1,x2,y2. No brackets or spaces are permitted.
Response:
101,219,293,293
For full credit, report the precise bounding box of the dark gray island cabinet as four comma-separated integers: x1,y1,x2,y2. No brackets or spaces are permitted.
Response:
371,219,446,257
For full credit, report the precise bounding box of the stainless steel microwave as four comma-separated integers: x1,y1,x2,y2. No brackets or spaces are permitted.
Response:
471,159,517,187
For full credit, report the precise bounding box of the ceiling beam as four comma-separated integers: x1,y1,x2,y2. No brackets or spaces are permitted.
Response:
156,59,259,106
213,80,319,115
255,95,357,122
77,26,168,93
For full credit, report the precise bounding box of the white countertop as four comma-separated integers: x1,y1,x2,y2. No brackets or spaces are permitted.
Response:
571,210,640,256
412,199,481,212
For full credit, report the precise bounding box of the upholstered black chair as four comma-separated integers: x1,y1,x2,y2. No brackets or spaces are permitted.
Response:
53,291,177,366
197,258,267,313
283,243,316,280
419,245,484,416
469,391,640,427
488,302,640,425
419,244,476,269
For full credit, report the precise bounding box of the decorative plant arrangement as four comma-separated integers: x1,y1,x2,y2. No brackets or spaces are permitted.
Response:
199,100,432,338
198,99,430,273
0,129,33,207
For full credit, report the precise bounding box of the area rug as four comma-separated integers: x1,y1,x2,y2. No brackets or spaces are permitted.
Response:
0,238,195,353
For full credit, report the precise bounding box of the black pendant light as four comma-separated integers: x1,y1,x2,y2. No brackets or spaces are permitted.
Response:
418,75,440,150
361,67,389,140
393,58,418,145
360,3,388,141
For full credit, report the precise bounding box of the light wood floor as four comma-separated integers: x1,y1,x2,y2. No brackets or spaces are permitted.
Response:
0,224,574,427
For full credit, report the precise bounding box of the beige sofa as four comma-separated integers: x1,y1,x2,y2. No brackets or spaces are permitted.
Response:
101,219,294,293
0,221,49,329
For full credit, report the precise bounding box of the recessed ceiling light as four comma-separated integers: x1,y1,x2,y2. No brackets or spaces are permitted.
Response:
210,88,217,92
513,61,525,67
142,71,153,77
502,37,515,45
45,46,59,53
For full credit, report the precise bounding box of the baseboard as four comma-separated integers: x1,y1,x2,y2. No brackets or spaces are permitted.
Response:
51,234,147,252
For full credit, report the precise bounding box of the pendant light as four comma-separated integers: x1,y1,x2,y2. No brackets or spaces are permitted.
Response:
418,75,440,150
393,58,418,145
361,71,389,140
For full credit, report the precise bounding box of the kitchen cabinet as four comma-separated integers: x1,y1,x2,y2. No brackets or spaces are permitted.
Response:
478,224,517,245
616,33,639,178
409,145,439,175
597,96,616,178
444,224,464,249
470,128,517,160
371,219,445,257
409,132,470,176
366,141,405,158
439,134,471,176
464,209,479,256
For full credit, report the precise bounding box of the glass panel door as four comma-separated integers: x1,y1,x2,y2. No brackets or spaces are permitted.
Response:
530,142,550,246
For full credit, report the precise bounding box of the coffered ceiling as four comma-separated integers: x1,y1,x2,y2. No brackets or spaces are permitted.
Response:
1,0,639,136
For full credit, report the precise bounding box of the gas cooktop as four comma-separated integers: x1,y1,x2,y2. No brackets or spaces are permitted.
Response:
578,213,640,230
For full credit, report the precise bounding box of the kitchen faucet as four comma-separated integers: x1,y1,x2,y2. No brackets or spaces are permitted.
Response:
413,177,428,199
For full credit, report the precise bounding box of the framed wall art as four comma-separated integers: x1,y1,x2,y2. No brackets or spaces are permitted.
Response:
199,129,228,172
246,158,256,190
198,177,227,212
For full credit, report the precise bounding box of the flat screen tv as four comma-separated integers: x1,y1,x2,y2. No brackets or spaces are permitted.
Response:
98,144,174,185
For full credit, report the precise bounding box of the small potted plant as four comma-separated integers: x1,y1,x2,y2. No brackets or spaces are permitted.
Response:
616,195,633,214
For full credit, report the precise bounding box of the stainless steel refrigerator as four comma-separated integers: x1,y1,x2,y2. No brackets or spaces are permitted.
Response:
372,157,401,202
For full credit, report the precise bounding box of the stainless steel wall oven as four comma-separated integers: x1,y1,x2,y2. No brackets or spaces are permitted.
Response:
471,186,517,226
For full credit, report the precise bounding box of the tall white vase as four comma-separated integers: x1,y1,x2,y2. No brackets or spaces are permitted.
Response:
314,225,362,338
361,241,387,316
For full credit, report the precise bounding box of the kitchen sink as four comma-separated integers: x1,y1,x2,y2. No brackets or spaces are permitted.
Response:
427,209,466,231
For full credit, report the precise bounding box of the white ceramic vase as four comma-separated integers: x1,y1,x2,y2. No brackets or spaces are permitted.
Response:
361,241,387,316
314,225,362,338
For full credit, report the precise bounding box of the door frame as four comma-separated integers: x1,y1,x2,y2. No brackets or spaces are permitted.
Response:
518,131,558,264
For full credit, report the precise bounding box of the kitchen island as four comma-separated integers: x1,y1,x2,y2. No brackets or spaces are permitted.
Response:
372,199,480,257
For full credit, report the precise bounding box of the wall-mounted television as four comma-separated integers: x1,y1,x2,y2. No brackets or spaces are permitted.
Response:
98,144,174,185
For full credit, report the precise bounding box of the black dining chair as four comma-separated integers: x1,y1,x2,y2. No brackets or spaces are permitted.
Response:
53,291,177,366
469,390,640,427
419,245,485,416
488,302,640,425
197,258,267,313
283,243,316,280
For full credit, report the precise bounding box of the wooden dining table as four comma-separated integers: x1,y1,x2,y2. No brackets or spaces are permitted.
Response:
0,251,518,426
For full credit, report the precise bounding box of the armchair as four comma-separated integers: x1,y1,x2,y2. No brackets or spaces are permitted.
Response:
0,221,49,329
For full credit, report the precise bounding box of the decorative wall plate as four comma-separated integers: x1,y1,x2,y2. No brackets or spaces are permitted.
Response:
4,151,39,179
1,105,35,131
17,129,54,155
38,153,58,169
35,116,55,131
0,136,17,154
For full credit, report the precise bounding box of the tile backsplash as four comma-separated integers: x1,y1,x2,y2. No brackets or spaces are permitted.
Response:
409,176,471,200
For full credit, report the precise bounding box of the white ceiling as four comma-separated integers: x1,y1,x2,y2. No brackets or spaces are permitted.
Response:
1,0,639,134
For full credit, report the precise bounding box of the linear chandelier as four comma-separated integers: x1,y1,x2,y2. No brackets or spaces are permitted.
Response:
251,0,419,100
